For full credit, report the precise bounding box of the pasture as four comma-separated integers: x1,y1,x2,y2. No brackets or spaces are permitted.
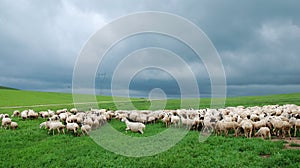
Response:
1,89,300,167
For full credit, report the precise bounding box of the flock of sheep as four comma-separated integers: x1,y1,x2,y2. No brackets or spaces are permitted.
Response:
1,104,300,140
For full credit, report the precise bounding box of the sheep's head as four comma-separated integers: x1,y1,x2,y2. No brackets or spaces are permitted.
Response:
121,118,127,122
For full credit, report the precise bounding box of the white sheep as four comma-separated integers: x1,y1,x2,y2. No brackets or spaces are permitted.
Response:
81,124,91,135
255,127,271,140
21,110,28,120
171,115,180,128
289,117,300,137
66,122,79,134
10,122,18,130
1,117,12,129
121,117,145,134
70,108,78,114
240,119,253,138
28,109,38,119
48,121,65,135
11,110,20,117
40,121,50,129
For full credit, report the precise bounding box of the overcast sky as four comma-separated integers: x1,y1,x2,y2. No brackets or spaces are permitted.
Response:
1,0,300,98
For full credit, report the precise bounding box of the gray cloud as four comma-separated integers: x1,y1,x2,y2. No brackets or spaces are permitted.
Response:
0,0,300,98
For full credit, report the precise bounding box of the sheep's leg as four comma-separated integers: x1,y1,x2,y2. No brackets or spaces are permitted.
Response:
57,128,60,135
249,129,252,138
294,126,297,137
268,132,271,140
287,129,291,140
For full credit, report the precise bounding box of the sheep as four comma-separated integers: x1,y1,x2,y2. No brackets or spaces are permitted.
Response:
28,109,38,119
121,117,145,134
255,127,271,140
40,121,50,129
252,119,268,132
171,115,180,128
66,122,79,134
240,119,253,138
91,120,100,130
1,117,12,129
70,108,78,114
289,117,300,137
47,121,65,135
269,117,292,139
56,108,67,115
11,110,20,117
162,113,171,128
216,120,239,137
10,122,18,130
21,110,28,120
39,111,49,119
50,115,60,121
81,124,91,135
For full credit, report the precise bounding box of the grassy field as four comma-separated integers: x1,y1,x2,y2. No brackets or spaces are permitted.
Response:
1,89,300,167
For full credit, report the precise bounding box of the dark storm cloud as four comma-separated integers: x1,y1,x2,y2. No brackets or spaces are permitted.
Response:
0,0,300,97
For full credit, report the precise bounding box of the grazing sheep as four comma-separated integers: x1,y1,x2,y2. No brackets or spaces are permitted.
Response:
81,124,91,135
121,117,145,134
21,110,28,120
269,117,292,139
216,120,239,137
48,121,65,135
40,121,50,129
240,119,253,138
66,122,79,134
1,117,12,129
162,113,171,128
39,111,49,119
11,110,20,117
56,109,67,115
28,110,38,119
289,117,300,137
255,127,271,140
70,108,78,114
171,115,180,128
10,122,18,130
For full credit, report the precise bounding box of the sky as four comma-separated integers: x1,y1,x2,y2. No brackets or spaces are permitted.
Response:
1,0,300,98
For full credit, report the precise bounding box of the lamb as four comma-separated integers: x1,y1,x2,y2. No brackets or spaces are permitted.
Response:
121,117,145,134
66,122,79,134
10,122,18,130
1,117,12,129
81,124,91,135
255,127,271,140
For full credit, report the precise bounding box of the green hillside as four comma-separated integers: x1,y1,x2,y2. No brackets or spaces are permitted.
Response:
0,89,300,167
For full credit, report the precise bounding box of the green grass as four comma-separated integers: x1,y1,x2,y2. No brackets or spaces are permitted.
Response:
1,89,300,167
